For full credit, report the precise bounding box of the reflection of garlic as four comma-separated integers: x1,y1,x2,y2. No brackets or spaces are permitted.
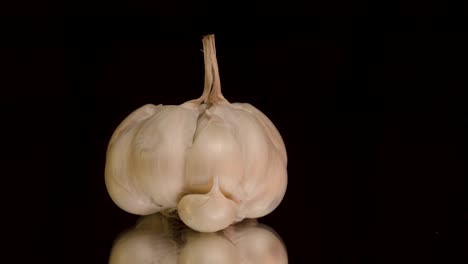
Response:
108,215,178,264
108,214,288,264
105,34,287,232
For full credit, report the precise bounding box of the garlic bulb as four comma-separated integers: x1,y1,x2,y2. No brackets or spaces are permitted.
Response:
105,34,287,232
108,214,288,264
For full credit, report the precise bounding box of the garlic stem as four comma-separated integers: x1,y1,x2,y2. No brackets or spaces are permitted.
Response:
202,34,226,105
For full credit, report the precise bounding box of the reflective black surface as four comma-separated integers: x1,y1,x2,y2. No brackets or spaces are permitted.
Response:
109,214,287,263
3,5,465,264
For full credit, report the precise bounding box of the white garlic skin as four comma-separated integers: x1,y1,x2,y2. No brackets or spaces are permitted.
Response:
105,34,287,232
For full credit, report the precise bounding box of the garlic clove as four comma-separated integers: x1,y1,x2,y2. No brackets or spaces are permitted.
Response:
242,151,288,218
184,108,244,194
105,104,164,215
201,103,287,219
129,105,198,208
177,177,239,233
232,103,287,163
105,104,199,214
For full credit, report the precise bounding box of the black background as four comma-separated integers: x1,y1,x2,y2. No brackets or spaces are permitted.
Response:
1,1,466,263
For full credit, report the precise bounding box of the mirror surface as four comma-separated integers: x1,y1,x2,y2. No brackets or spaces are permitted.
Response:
109,214,288,264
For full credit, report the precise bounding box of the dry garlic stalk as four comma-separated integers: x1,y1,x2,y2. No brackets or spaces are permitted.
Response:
105,34,287,232
109,214,288,264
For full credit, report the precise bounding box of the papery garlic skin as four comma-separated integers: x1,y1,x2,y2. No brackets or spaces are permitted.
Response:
105,34,287,232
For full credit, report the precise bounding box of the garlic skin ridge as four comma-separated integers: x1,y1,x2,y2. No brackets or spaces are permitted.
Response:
105,34,288,232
